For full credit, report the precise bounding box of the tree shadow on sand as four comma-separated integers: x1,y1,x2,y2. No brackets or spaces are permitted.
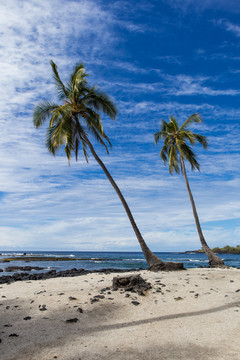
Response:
1,298,239,360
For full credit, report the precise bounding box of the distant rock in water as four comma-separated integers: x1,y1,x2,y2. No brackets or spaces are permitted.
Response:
6,266,44,272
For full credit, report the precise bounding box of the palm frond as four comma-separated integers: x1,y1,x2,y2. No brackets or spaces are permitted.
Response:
33,101,59,128
193,133,208,149
180,143,200,171
83,88,118,120
169,116,179,132
159,145,168,165
69,63,88,92
50,60,69,99
168,144,179,174
180,130,196,145
179,113,201,131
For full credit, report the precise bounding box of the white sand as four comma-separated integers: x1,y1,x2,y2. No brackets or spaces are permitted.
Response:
0,267,239,360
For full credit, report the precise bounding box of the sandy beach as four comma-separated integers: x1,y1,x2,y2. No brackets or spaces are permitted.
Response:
0,267,239,360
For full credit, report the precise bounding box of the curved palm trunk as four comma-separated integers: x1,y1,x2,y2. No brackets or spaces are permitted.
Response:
180,157,225,267
82,134,164,269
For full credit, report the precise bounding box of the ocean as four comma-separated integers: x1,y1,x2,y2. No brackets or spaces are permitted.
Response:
0,251,239,276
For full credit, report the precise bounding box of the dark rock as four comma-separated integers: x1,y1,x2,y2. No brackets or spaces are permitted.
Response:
90,298,99,304
0,269,3,272
235,289,240,293
23,316,31,320
0,267,141,285
6,266,44,272
9,333,19,337
69,296,77,300
39,305,47,311
94,295,105,299
131,301,140,306
77,308,83,313
65,318,78,323
36,290,46,294
112,274,152,294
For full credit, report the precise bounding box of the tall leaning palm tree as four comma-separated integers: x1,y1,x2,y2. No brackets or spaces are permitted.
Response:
154,114,225,267
33,60,163,269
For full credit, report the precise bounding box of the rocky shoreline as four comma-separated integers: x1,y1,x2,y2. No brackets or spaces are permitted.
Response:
0,267,142,284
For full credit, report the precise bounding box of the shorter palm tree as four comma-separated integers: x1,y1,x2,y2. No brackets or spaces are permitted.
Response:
154,114,225,267
33,60,163,269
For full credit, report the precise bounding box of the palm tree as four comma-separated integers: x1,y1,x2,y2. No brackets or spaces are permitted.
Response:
154,114,225,267
33,60,163,269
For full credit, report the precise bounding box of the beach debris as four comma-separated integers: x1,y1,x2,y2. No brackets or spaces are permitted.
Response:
23,316,31,320
65,318,78,323
235,289,240,292
39,304,47,311
112,274,152,294
9,333,19,337
174,297,183,301
77,307,83,313
69,296,77,301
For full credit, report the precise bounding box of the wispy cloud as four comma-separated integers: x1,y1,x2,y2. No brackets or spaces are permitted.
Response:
214,19,240,38
165,0,240,13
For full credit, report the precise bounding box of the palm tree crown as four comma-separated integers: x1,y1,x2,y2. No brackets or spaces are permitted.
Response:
154,113,208,174
33,60,117,163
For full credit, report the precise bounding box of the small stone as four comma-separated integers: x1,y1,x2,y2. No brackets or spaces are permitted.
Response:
90,298,99,304
69,296,77,301
77,308,83,313
131,301,140,306
24,316,31,320
65,318,78,323
9,333,19,337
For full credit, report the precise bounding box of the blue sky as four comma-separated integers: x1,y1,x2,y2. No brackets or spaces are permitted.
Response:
0,0,239,252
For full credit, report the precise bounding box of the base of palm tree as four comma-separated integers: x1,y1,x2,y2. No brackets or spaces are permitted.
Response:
149,261,185,271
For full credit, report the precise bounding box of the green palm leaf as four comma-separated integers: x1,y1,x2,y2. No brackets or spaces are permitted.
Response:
33,60,117,163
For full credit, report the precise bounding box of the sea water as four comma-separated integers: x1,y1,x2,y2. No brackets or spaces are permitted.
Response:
0,251,239,276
